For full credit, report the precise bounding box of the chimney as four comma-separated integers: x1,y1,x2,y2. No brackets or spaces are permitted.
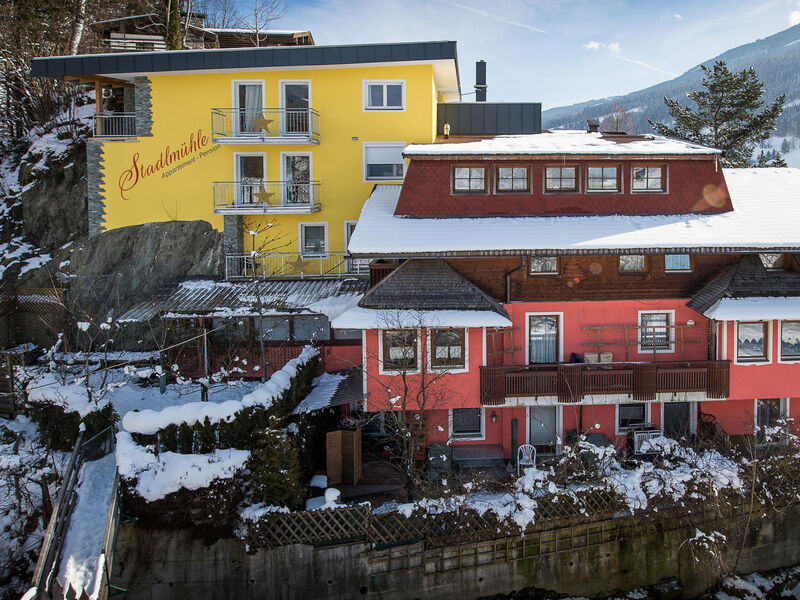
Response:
475,60,487,102
587,119,600,133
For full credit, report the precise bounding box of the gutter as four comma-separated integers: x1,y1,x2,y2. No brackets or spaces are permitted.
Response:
505,257,525,303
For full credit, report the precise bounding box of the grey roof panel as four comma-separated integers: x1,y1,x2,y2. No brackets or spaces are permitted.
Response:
31,41,458,78
436,102,542,136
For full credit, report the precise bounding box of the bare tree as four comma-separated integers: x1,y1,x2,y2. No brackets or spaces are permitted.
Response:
196,0,242,28
246,0,286,47
601,103,636,134
68,0,88,55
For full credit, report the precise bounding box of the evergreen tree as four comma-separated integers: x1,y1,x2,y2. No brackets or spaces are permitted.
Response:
756,150,788,168
649,61,785,167
165,0,182,50
781,138,791,154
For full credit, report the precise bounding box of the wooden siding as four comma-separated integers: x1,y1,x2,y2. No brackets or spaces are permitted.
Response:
395,157,732,216
445,254,741,302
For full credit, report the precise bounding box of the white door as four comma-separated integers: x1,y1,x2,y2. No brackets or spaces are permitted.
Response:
345,222,368,274
235,83,263,135
281,82,310,134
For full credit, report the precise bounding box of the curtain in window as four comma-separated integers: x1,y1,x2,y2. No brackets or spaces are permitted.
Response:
529,316,558,364
238,84,262,134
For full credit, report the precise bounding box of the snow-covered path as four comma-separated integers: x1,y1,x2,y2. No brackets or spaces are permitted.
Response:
57,454,116,599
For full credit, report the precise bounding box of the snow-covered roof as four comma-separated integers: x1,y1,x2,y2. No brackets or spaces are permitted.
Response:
292,373,346,414
404,130,720,156
704,297,800,320
348,169,800,256
203,28,309,35
119,278,367,322
331,307,512,329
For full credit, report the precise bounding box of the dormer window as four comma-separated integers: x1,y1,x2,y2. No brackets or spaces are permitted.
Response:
495,166,530,192
587,165,621,192
632,165,666,192
453,167,486,193
759,253,784,270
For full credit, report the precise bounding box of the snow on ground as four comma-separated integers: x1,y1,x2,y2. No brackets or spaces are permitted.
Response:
121,345,317,434
57,454,116,599
375,437,742,530
116,431,250,502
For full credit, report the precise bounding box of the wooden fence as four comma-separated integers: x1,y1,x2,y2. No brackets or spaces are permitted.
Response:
244,488,623,550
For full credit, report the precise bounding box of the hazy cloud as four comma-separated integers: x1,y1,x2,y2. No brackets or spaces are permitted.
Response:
439,0,549,34
673,13,683,20
790,9,800,25
613,55,678,77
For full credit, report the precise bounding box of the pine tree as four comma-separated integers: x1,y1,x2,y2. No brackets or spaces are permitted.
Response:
649,61,785,167
165,0,182,50
781,138,791,154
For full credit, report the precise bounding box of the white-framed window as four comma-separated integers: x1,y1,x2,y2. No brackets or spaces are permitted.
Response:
526,312,564,365
280,152,313,206
380,329,419,373
363,80,405,111
616,402,651,435
780,321,800,362
344,221,370,274
449,407,485,440
429,328,467,371
529,256,558,275
363,142,405,181
299,222,327,257
736,321,769,363
279,80,311,135
665,254,691,272
638,310,675,353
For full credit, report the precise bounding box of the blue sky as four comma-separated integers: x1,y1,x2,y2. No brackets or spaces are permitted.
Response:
255,0,800,109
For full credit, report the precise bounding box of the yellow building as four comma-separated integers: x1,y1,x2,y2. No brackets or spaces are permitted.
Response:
32,42,460,277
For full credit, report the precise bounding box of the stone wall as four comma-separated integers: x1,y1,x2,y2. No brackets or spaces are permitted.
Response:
111,503,800,600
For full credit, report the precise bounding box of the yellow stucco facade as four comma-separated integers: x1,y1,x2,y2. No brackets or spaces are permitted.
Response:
97,63,443,256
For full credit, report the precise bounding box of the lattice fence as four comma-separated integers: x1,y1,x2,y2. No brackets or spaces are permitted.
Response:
0,288,66,349
244,488,624,551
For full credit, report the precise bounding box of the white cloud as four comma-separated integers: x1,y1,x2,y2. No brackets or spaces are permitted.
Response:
583,41,621,53
613,55,677,78
673,13,683,20
790,9,800,25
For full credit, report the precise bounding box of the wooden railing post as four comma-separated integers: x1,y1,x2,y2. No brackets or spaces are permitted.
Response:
557,364,582,403
633,364,657,402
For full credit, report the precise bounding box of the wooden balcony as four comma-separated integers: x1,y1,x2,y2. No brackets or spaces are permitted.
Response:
479,360,730,405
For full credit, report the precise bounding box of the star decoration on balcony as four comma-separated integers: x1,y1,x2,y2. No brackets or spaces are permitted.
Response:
251,115,274,133
253,186,275,204
289,255,309,274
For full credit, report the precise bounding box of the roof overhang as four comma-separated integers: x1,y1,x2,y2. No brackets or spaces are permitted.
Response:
331,307,512,329
30,41,460,100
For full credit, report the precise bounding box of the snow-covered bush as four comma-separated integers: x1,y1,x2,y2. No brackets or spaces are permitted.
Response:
26,402,116,452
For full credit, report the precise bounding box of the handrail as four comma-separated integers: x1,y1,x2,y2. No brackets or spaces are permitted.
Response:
225,251,369,279
31,430,85,600
480,360,731,405
212,180,321,213
30,425,118,600
92,113,136,138
210,107,320,142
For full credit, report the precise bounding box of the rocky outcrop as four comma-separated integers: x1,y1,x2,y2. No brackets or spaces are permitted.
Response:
18,138,88,250
19,220,224,319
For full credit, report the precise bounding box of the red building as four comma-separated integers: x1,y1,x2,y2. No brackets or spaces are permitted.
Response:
334,129,800,460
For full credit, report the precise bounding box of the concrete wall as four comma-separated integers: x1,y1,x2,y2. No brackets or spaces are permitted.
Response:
112,502,800,599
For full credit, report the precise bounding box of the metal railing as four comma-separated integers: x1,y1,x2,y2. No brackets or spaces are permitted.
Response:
480,360,731,405
92,113,136,137
225,251,369,279
212,180,321,213
211,108,320,143
30,425,118,600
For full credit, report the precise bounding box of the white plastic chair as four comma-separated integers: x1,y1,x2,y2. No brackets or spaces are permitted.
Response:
517,444,537,476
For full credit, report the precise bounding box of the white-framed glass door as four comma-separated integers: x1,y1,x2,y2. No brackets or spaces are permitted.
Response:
234,82,264,136
280,82,310,134
282,154,311,206
529,315,559,364
345,221,369,274
235,154,265,206
529,406,558,453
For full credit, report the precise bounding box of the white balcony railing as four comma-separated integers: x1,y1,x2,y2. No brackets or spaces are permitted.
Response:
92,113,136,137
225,252,369,279
213,181,321,214
210,108,320,144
